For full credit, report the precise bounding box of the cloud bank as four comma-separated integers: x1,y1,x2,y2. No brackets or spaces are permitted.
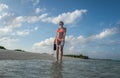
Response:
32,27,119,56
27,9,87,24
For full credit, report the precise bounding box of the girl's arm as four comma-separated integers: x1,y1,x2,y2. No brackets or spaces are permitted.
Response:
63,28,66,40
54,28,58,44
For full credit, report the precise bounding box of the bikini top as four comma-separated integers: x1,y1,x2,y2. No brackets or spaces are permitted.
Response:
57,28,66,33
56,28,66,41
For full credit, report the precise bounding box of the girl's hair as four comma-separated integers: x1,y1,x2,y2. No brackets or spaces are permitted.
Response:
59,21,64,25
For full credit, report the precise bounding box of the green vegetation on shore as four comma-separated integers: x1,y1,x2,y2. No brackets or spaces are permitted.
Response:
0,46,6,50
14,49,25,52
0,45,26,52
64,54,89,59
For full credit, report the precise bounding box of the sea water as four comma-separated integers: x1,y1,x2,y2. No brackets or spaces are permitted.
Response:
0,59,120,78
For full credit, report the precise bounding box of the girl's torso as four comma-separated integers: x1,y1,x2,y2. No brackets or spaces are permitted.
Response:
56,28,66,41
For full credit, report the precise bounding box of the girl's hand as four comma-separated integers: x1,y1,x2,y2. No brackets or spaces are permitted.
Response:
54,38,56,44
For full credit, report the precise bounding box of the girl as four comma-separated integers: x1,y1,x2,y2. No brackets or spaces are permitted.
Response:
54,21,66,62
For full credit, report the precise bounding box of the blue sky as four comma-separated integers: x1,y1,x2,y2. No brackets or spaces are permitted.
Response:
0,0,120,60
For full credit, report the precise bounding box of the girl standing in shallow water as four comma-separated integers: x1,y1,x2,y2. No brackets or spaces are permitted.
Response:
54,21,66,62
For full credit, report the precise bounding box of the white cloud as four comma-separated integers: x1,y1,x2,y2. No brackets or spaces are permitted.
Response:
0,4,23,35
27,16,39,23
0,4,8,12
35,7,46,14
38,13,48,20
0,37,19,49
35,8,41,14
53,9,87,24
0,27,12,34
0,3,33,37
0,15,39,36
34,26,39,30
33,0,39,6
0,13,10,20
42,9,87,24
75,27,119,44
8,16,24,29
92,27,118,39
32,27,119,54
13,26,39,36
0,37,18,44
31,35,82,54
16,30,30,36
0,16,25,35
0,4,13,20
9,9,86,30
32,37,54,53
26,13,48,23
26,9,87,24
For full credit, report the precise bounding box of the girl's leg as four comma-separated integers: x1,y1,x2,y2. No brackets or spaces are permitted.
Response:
56,46,59,62
60,45,63,62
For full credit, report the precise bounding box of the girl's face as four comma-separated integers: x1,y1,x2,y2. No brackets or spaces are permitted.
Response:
59,23,63,27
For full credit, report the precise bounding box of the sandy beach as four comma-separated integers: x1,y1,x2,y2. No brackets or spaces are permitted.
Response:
0,49,56,60
0,49,73,60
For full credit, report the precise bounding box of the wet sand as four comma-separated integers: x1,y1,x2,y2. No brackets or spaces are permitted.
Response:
0,49,55,60
0,49,74,60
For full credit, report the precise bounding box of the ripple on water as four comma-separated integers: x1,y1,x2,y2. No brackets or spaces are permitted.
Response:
0,59,120,78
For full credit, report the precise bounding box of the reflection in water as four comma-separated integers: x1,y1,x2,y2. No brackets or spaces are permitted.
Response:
0,60,119,78
51,62,63,78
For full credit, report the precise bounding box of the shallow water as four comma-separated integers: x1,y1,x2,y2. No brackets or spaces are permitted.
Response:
0,59,120,78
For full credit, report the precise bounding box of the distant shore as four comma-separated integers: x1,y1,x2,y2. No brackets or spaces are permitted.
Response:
64,54,89,59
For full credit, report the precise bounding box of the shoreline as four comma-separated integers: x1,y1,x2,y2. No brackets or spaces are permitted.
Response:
0,49,75,60
0,49,55,60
